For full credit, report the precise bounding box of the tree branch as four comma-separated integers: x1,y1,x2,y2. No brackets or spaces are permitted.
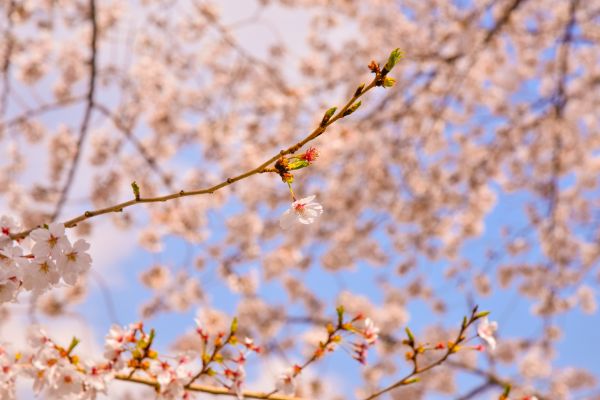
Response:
115,374,305,400
12,74,379,240
50,0,98,222
94,102,174,189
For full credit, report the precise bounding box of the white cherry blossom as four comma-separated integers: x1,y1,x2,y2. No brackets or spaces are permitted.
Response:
57,239,92,285
275,367,297,395
477,317,498,351
279,195,323,229
30,223,70,259
22,255,60,293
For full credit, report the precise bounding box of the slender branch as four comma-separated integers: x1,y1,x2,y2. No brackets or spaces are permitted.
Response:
0,96,85,128
11,75,378,240
114,374,305,400
50,0,98,222
0,0,15,118
363,310,479,400
447,360,550,400
483,0,527,44
455,381,493,400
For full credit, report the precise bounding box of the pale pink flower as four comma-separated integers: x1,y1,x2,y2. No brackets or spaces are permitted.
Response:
0,216,19,249
57,239,92,285
0,346,17,400
477,317,498,351
149,359,173,387
82,364,110,399
279,195,323,229
30,222,70,258
275,367,297,395
22,255,60,293
104,324,131,361
363,318,380,345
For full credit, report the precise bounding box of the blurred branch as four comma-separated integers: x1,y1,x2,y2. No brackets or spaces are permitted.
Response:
447,360,549,400
0,0,15,118
50,0,98,222
94,102,174,189
483,0,527,44
0,96,85,128
455,381,493,400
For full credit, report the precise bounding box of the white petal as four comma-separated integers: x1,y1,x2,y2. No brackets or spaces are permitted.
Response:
48,222,65,237
298,215,315,224
304,208,318,218
30,229,49,242
309,203,323,214
298,195,316,204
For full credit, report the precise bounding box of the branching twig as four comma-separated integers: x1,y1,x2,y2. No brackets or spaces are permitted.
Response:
363,308,482,400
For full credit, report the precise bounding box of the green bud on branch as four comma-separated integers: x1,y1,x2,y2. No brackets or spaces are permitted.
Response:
354,83,366,97
67,337,80,355
343,101,361,117
383,48,404,74
230,317,238,334
336,305,344,326
474,311,491,319
131,181,140,200
321,107,337,126
288,160,310,170
383,77,396,88
405,327,415,345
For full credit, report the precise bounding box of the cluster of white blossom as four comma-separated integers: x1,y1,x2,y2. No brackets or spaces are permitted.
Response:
0,327,111,400
0,217,92,303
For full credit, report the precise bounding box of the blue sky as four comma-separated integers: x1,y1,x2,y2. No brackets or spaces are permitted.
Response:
2,1,599,399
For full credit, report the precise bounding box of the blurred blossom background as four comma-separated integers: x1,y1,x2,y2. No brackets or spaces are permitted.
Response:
1,0,600,399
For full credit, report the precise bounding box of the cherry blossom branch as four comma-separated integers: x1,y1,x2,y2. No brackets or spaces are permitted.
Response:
50,0,98,222
447,360,550,400
11,49,402,240
113,374,305,400
363,307,489,400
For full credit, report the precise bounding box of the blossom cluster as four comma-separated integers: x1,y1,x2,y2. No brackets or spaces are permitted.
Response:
0,321,236,400
0,313,379,400
0,217,92,303
0,327,112,400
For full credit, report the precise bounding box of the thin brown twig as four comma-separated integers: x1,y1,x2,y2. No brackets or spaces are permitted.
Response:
447,360,550,400
114,374,305,400
363,308,480,400
11,75,378,240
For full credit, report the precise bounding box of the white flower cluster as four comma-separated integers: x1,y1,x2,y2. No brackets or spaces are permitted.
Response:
0,217,92,303
0,322,200,400
0,328,112,400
